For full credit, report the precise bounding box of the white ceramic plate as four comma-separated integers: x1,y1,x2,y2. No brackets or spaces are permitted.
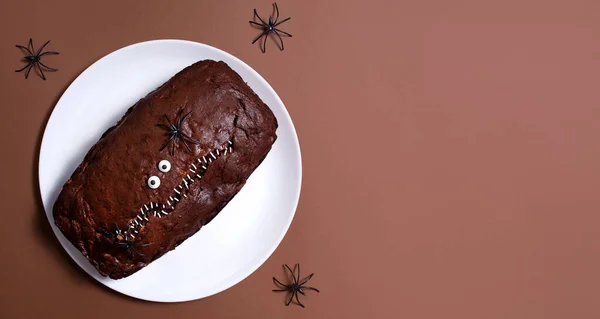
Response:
38,40,301,302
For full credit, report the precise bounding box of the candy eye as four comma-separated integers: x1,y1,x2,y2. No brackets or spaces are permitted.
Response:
148,176,161,189
158,160,171,173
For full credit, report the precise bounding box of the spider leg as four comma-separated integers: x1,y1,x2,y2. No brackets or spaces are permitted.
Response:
164,114,176,130
273,31,285,51
15,45,33,56
138,229,151,242
171,136,177,155
284,264,296,284
273,277,289,288
180,133,201,144
181,138,193,152
249,21,265,28
302,286,320,293
157,124,172,130
24,63,34,79
132,246,145,257
272,288,289,292
254,9,267,25
262,32,269,53
274,17,291,27
299,273,314,286
15,62,32,72
28,38,35,54
38,61,58,71
285,291,294,306
159,135,174,151
36,62,47,80
179,111,194,127
294,264,300,284
294,291,305,308
274,28,292,37
272,2,280,24
176,109,186,127
35,40,51,56
39,51,59,57
252,30,268,44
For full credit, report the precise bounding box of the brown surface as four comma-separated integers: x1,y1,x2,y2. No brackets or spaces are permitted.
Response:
53,60,277,279
0,0,599,317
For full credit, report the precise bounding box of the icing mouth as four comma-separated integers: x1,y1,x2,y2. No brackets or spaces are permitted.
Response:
115,139,234,239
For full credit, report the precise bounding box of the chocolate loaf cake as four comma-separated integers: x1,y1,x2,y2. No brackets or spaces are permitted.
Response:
53,60,278,279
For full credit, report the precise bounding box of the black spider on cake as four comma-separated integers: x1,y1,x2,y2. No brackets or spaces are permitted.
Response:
250,2,292,53
15,38,59,80
114,226,154,257
157,110,201,155
273,263,319,308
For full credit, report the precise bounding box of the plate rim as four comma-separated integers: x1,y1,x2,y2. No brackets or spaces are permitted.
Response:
38,39,302,302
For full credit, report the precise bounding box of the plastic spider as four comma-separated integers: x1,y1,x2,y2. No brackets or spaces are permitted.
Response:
15,38,59,80
114,227,154,257
250,2,292,53
273,264,319,308
157,109,201,155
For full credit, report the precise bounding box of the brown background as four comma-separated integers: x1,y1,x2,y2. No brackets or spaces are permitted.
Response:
1,0,599,318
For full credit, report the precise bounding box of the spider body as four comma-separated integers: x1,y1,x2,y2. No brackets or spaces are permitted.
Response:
273,264,319,308
15,38,59,80
26,55,41,62
289,283,306,295
250,2,292,53
157,110,201,155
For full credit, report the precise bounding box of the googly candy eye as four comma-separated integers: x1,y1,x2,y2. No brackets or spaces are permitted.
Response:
158,160,171,173
148,176,161,189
